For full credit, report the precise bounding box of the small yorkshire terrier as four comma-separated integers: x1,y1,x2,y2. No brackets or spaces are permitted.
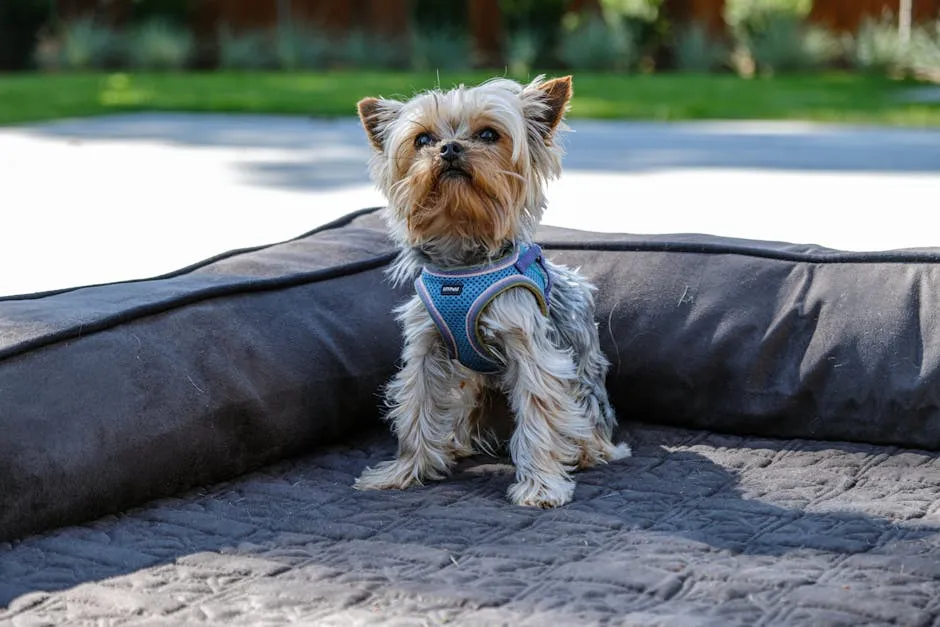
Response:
354,75,630,508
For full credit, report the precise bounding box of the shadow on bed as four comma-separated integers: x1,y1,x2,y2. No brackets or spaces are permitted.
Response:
2,424,936,617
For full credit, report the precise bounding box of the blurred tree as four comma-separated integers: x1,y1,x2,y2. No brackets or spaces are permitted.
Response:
412,0,468,32
659,0,728,69
470,0,504,66
277,0,291,28
600,0,661,23
899,0,912,43
500,0,568,66
661,0,726,35
368,0,410,42
601,0,666,64
127,0,200,25
0,0,54,69
809,0,939,34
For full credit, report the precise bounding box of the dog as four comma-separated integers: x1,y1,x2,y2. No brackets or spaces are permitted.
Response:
353,75,630,508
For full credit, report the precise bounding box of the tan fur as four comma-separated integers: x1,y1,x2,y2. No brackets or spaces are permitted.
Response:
402,129,524,250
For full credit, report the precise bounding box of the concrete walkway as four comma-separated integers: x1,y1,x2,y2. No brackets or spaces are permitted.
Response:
2,114,939,296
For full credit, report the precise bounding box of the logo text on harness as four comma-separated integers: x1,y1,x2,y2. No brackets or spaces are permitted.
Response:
441,283,463,296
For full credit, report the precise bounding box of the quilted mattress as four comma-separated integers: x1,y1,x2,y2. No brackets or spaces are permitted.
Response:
3,425,940,624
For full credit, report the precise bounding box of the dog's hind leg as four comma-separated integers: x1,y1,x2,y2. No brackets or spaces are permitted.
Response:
544,262,630,469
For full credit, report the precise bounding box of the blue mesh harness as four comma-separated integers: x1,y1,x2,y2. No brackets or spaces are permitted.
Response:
415,243,553,373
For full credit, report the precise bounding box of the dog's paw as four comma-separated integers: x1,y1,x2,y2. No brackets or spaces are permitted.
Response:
354,460,422,491
507,474,575,508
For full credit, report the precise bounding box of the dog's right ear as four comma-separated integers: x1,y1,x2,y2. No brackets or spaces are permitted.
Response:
357,97,403,152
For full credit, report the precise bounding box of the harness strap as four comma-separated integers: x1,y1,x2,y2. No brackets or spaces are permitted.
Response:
514,243,553,304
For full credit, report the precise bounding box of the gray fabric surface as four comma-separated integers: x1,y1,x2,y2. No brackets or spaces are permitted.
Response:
5,206,940,543
2,423,939,625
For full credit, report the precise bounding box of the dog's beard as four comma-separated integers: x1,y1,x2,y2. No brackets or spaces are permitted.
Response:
391,151,527,253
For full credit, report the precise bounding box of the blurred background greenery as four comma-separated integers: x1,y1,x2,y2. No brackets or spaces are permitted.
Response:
0,0,938,125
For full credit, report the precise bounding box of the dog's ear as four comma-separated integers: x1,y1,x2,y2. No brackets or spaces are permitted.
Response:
522,75,572,137
357,97,403,152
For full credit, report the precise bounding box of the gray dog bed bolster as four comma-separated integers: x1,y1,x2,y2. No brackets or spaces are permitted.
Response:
2,207,940,541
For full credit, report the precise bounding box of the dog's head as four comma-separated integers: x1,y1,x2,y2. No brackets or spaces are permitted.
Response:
357,75,571,256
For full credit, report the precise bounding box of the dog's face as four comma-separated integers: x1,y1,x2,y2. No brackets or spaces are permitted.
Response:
358,76,571,253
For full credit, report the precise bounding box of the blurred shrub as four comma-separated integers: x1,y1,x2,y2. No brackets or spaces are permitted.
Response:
559,0,664,70
126,18,194,70
338,30,370,68
852,15,940,79
852,15,908,73
599,0,665,66
602,0,660,24
803,24,848,67
217,27,275,71
411,30,471,71
560,13,639,71
338,31,405,69
723,0,846,74
749,14,807,71
275,24,330,70
33,31,60,71
908,20,940,79
724,0,812,43
504,27,541,75
673,22,728,72
36,17,120,71
749,15,842,73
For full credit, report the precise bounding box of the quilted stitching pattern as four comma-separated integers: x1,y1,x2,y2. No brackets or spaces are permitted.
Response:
2,424,940,625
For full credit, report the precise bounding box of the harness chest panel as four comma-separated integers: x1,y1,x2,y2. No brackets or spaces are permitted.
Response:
414,244,553,373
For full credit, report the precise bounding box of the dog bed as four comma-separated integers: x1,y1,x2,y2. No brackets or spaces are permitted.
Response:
4,424,939,625
3,207,940,623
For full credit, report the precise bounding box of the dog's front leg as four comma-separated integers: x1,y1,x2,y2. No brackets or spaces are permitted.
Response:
355,296,462,491
485,291,592,508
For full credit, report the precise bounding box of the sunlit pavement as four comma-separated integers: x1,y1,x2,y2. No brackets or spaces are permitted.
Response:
2,113,939,296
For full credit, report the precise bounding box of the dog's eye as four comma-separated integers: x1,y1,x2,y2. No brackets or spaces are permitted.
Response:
414,132,434,149
477,128,500,143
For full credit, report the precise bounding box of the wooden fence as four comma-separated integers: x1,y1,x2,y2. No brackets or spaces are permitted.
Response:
54,0,939,64
56,1,940,32
811,0,940,32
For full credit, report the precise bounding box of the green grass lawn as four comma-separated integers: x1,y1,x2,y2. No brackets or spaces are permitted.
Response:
0,70,938,126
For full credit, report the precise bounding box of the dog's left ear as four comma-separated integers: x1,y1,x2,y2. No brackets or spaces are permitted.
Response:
522,75,572,137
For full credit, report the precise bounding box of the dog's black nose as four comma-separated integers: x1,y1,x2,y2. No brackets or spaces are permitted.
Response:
440,141,463,162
